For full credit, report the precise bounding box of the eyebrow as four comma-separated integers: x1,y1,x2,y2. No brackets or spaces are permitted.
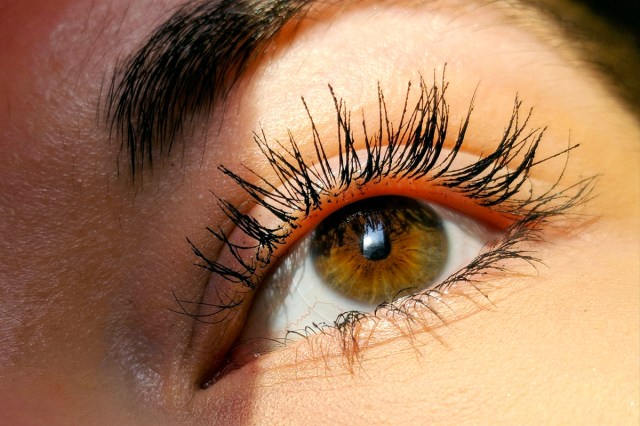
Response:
107,0,639,178
106,0,317,177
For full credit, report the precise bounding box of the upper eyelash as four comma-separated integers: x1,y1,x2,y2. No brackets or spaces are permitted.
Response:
178,73,596,328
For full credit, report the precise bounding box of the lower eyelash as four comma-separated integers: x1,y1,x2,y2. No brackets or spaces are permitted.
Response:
328,216,542,352
178,71,596,347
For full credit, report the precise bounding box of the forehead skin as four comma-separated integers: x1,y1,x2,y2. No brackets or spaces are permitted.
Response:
0,0,638,425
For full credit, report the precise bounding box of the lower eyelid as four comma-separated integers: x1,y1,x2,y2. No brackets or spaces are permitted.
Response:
227,256,525,373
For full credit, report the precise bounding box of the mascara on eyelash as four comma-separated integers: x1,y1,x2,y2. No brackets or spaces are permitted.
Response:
178,73,596,326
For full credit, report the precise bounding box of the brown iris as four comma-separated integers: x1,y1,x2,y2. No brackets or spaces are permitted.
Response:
311,196,448,304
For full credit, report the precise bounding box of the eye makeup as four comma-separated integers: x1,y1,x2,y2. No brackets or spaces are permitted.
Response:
179,73,595,382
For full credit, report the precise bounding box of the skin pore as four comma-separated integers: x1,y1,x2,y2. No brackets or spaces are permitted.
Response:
0,0,638,424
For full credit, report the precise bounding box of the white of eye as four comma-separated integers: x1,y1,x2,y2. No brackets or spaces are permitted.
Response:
239,200,499,344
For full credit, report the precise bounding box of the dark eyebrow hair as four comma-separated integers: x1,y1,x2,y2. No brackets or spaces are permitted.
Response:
106,0,317,177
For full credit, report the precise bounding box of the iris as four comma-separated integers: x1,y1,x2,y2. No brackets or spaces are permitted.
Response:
311,196,448,304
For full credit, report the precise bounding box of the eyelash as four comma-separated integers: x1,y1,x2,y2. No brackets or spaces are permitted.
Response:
178,73,595,347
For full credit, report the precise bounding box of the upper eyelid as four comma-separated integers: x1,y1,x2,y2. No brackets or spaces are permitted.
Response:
190,77,595,305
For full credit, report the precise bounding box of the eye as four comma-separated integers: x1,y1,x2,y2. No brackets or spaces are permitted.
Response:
186,76,593,384
236,194,498,350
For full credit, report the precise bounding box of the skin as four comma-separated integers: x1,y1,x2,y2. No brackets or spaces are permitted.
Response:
0,0,638,424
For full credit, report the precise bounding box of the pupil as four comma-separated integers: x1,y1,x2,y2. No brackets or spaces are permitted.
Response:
360,222,391,261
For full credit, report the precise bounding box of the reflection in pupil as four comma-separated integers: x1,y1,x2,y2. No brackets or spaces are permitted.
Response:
361,222,391,261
